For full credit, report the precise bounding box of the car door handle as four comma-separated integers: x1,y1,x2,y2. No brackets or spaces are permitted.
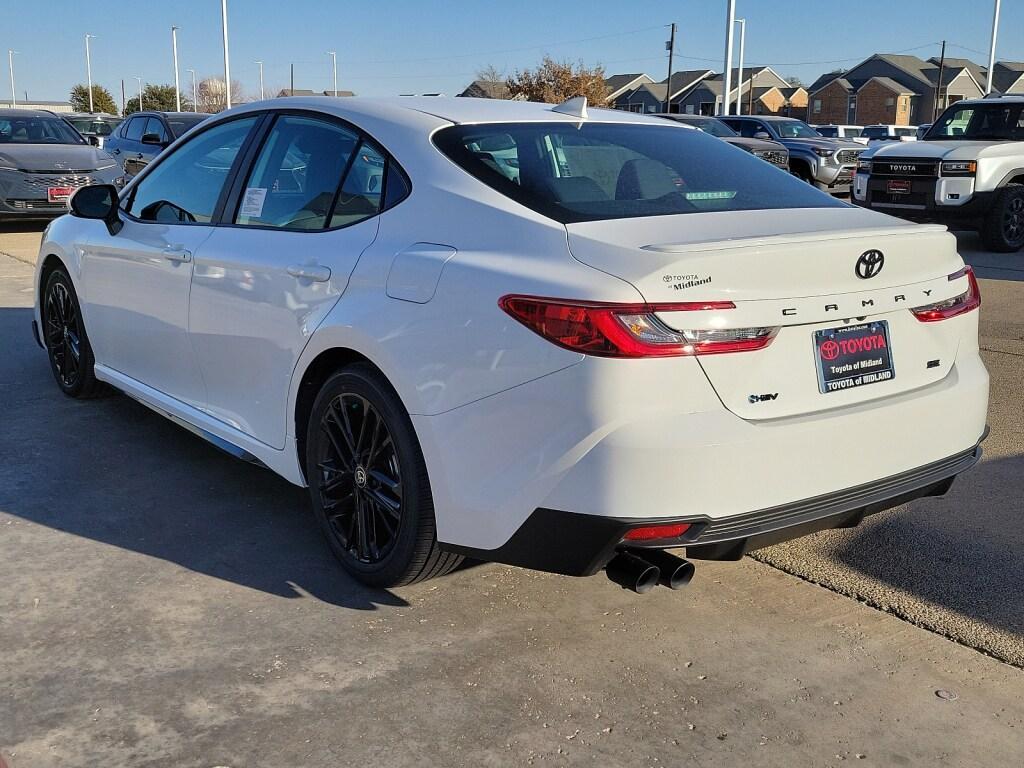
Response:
287,264,331,282
163,248,192,263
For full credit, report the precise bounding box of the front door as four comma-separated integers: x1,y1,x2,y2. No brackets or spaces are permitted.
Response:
80,115,261,408
188,113,395,448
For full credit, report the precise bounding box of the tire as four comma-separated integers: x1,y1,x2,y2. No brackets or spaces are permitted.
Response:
981,183,1024,253
791,162,814,185
41,268,108,398
304,363,462,588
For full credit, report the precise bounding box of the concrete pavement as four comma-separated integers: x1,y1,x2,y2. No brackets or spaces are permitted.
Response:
1,225,1023,766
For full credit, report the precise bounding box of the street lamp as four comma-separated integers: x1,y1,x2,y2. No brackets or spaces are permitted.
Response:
171,26,181,111
187,69,197,111
328,51,337,97
255,60,264,100
986,0,1002,94
134,76,143,112
220,0,232,109
721,0,736,115
6,50,16,109
734,18,746,115
85,34,96,112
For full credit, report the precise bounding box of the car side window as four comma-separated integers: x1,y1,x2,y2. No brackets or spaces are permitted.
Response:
125,116,259,224
124,117,145,141
144,117,169,143
735,121,760,139
234,115,360,230
328,143,385,228
863,126,885,139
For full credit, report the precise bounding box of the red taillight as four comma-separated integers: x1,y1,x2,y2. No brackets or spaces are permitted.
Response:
623,523,691,541
911,266,981,322
498,295,777,358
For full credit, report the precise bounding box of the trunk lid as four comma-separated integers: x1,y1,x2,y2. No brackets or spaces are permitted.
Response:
566,207,970,420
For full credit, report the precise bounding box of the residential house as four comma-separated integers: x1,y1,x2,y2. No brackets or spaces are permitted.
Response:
610,70,712,112
991,61,1024,94
603,73,653,106
807,54,987,126
674,67,790,116
457,80,514,99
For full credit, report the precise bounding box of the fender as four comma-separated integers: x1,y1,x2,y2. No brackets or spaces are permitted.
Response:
995,169,1024,189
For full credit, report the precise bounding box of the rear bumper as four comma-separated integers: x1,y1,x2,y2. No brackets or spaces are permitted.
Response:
440,439,983,575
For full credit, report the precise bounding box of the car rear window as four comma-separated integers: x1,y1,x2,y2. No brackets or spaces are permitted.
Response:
433,121,840,224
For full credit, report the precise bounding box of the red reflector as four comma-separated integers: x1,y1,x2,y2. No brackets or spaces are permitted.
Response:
623,523,691,541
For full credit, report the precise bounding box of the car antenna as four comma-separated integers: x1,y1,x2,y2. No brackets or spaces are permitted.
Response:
552,96,588,119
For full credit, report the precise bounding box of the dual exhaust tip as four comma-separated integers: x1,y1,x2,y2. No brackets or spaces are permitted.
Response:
605,549,695,594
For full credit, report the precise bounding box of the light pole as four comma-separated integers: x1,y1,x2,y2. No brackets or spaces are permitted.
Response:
734,18,746,115
85,34,96,112
172,26,181,111
135,77,143,112
328,51,337,97
721,0,736,115
986,0,1002,94
7,50,16,108
220,0,232,109
255,60,264,100
187,69,197,111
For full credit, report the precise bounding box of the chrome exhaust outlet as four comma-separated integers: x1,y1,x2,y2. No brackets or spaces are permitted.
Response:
635,549,695,590
605,551,660,594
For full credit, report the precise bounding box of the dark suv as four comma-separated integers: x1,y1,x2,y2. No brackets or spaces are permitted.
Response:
655,114,789,169
105,111,211,177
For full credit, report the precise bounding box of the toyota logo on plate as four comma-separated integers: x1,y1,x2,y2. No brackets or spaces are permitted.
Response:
855,250,885,279
820,340,840,361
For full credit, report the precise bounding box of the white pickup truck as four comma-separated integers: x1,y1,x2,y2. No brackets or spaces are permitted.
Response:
854,96,1024,251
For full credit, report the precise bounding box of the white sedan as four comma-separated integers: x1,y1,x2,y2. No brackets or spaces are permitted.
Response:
32,96,988,593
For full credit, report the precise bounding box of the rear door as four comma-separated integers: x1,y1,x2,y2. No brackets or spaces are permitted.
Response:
187,112,401,449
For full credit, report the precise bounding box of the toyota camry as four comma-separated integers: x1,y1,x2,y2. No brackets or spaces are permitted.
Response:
32,96,989,593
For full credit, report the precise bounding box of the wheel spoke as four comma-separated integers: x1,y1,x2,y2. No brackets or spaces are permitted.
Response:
334,398,359,456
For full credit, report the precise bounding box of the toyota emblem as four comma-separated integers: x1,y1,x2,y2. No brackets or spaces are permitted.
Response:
856,250,885,279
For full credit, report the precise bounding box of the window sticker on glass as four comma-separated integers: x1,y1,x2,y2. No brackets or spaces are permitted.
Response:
240,187,268,218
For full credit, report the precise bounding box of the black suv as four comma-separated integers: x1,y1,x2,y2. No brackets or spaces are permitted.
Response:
105,111,211,177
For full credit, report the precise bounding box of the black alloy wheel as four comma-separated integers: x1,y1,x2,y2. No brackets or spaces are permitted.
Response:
305,364,462,587
42,268,105,398
982,184,1024,253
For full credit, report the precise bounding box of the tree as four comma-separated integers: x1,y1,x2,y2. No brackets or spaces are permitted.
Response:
124,83,192,115
69,84,118,114
195,77,246,113
476,65,507,84
506,56,608,104
785,76,805,87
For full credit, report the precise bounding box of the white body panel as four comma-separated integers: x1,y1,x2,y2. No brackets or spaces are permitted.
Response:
33,96,990,567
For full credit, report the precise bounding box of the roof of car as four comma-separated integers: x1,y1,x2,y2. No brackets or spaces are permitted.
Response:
726,115,799,122
0,108,65,118
229,96,666,127
127,111,213,118
64,112,121,118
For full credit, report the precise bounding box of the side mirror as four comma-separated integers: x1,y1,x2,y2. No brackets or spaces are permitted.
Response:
87,135,100,146
69,184,123,236
141,132,166,146
753,131,771,140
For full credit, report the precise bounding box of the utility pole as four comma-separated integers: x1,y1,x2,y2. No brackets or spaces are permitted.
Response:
985,0,1001,94
85,34,96,112
664,23,676,113
135,77,143,112
328,51,337,97
172,26,181,111
220,0,232,109
7,50,16,108
734,18,746,115
187,69,197,111
290,62,295,95
934,40,947,119
120,79,125,115
721,0,736,115
255,60,264,100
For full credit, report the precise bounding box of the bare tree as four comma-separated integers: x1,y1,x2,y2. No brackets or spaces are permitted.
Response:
475,65,506,83
506,57,608,104
196,77,246,112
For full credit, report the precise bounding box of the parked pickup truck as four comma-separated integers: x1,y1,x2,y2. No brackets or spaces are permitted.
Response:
853,95,1024,252
721,115,866,194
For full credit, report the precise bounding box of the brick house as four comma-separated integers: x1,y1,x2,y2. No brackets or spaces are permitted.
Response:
808,54,988,126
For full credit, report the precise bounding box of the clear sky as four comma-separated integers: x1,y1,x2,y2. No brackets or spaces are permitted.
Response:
2,0,1022,103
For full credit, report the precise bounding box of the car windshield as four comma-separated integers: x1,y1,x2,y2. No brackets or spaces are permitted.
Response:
678,117,736,138
434,122,841,224
925,103,1024,141
0,115,85,145
166,115,208,138
772,120,822,139
66,117,121,136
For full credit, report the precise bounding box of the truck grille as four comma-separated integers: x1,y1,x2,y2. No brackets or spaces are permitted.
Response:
754,150,788,167
871,159,939,177
8,199,69,210
836,149,864,165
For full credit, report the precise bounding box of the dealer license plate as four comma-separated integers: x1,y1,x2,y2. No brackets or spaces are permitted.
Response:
814,321,895,394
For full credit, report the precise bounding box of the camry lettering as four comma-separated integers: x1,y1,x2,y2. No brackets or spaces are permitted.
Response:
780,289,944,317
